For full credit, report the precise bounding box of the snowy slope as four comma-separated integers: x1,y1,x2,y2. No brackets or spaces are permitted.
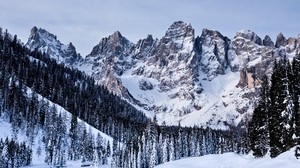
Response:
0,85,113,167
0,116,112,168
155,148,300,168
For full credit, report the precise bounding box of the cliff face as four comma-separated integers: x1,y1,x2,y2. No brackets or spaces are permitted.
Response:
26,22,300,129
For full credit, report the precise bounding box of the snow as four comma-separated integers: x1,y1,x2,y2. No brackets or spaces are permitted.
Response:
0,117,14,139
0,83,113,167
178,69,245,129
119,57,251,129
155,148,300,168
248,56,262,67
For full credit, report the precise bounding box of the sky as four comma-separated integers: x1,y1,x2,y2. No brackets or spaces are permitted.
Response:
1,0,299,56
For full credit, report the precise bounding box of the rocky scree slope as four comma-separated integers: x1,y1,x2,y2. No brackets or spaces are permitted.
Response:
26,21,300,129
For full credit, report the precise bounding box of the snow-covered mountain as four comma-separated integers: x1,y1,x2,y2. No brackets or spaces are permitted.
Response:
26,26,83,66
26,21,300,129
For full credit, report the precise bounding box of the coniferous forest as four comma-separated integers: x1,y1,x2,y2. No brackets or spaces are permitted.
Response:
248,54,300,158
0,27,299,168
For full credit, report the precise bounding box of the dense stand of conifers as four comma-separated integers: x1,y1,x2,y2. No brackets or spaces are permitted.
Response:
5,28,296,167
248,53,300,158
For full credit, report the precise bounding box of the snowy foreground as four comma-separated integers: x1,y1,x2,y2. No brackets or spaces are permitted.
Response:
26,149,300,168
155,148,300,168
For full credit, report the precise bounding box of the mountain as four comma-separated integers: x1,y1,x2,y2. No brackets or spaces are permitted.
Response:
26,26,83,65
25,21,300,129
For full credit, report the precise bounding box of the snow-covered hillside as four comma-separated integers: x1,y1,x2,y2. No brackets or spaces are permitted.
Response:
0,82,113,167
155,148,300,168
0,118,112,168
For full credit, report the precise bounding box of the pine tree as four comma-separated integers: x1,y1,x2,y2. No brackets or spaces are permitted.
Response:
169,135,175,161
292,52,300,144
95,133,103,165
69,114,79,160
269,59,288,157
111,138,118,168
162,137,169,163
248,76,269,157
282,60,294,150
149,140,157,168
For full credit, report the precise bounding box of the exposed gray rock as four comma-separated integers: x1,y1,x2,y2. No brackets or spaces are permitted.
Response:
139,79,154,90
133,34,158,61
263,35,274,47
235,30,262,45
196,28,230,80
275,32,287,48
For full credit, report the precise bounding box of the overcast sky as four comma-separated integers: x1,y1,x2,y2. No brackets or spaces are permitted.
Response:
1,0,299,55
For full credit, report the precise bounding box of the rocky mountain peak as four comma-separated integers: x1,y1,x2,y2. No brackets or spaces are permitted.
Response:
235,30,262,45
68,42,75,50
262,35,274,47
201,28,225,39
275,32,287,48
111,31,125,44
29,26,38,39
164,21,194,41
26,26,81,65
136,34,155,50
89,31,133,58
134,34,157,60
196,28,230,80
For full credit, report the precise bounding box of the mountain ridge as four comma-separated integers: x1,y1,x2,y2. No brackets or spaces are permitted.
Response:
25,21,300,129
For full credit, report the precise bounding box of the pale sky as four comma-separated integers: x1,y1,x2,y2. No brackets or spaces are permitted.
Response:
1,0,299,56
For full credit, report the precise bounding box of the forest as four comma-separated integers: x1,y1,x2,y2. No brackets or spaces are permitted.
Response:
248,53,300,158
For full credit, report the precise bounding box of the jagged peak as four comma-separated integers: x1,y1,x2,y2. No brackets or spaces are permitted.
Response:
145,34,154,41
68,42,76,50
275,32,287,48
29,26,38,38
111,31,122,39
100,30,131,46
28,26,59,44
136,34,155,46
164,21,194,40
262,35,274,47
26,26,82,65
89,31,133,57
235,30,262,45
201,28,225,39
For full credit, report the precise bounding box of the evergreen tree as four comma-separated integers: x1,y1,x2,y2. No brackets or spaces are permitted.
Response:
292,52,300,144
248,76,270,157
162,137,169,163
149,141,157,168
269,59,289,157
69,114,79,160
111,138,118,168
